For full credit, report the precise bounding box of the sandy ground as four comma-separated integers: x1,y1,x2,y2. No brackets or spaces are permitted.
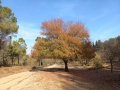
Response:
0,64,120,90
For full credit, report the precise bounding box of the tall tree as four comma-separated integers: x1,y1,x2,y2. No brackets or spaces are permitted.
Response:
81,41,96,65
7,38,27,65
95,40,102,51
103,38,118,73
32,18,92,72
0,1,19,50
31,38,49,66
12,38,27,64
116,36,120,62
7,45,17,65
17,38,27,64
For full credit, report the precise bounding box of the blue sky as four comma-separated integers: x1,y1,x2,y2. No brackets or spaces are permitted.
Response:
2,0,120,54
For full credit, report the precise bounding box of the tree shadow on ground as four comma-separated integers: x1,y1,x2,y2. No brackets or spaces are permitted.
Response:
30,67,120,90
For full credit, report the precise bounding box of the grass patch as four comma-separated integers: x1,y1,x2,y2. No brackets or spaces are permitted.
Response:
0,66,31,78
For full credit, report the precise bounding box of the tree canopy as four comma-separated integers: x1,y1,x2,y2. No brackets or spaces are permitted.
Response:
0,1,19,50
95,36,120,72
31,18,95,71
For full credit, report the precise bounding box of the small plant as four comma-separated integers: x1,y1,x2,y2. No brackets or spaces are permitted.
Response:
32,66,36,70
93,59,103,68
92,53,103,69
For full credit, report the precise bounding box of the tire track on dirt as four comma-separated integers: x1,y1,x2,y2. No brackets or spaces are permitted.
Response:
6,72,35,90
0,64,63,90
0,77,20,85
0,71,35,90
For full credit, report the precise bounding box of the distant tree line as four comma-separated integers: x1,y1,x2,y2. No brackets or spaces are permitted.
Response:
95,36,120,72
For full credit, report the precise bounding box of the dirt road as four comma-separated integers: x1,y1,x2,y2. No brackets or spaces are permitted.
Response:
0,64,62,90
0,71,35,90
0,64,120,90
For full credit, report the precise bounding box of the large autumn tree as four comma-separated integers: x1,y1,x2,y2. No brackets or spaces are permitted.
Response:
31,18,94,71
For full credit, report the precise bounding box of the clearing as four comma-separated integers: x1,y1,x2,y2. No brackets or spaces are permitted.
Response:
0,64,120,90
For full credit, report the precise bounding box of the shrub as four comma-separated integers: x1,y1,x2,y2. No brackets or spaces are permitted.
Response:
92,53,103,68
32,66,36,70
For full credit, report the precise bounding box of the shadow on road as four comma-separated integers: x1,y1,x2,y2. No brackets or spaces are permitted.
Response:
29,66,120,90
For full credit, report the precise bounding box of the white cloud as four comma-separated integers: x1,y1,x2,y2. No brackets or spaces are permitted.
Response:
91,12,107,22
16,22,40,40
53,2,78,19
90,27,119,42
13,22,41,54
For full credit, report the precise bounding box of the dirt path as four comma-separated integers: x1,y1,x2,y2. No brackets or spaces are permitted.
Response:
0,64,62,90
0,64,120,90
0,71,35,90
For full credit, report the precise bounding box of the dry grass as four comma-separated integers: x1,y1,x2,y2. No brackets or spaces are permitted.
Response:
0,66,31,78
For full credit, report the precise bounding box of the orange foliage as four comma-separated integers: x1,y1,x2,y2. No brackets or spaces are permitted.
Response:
32,18,92,60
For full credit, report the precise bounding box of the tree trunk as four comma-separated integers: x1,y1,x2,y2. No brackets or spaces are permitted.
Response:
38,59,43,66
3,53,5,66
63,59,69,72
18,54,19,65
38,59,40,66
41,60,43,66
12,56,14,65
6,58,8,66
54,59,57,64
85,59,88,65
110,59,113,73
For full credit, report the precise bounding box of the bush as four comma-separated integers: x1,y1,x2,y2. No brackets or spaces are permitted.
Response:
92,53,103,68
27,58,38,66
32,66,36,70
93,59,103,68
